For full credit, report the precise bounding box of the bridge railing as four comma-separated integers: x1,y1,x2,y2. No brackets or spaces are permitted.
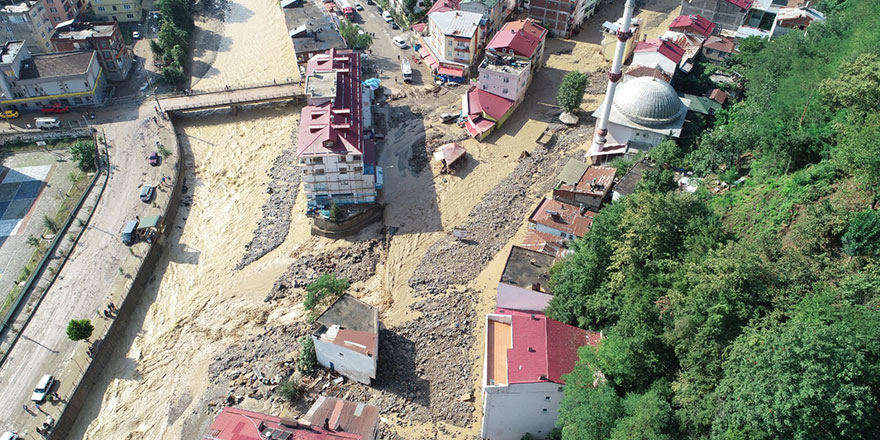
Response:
162,90,304,111
158,79,302,100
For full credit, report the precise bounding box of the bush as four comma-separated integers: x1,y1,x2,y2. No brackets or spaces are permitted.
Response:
557,71,590,113
842,209,880,256
149,39,163,56
329,202,343,223
304,274,349,311
276,376,302,404
43,215,59,233
69,139,97,171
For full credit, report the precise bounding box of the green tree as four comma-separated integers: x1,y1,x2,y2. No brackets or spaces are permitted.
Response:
712,294,880,439
304,273,349,311
841,209,880,256
66,319,94,342
636,168,676,194
157,0,194,33
648,140,682,168
162,63,186,86
610,388,674,440
297,335,317,376
558,357,623,440
69,139,97,171
329,202,343,223
276,376,302,403
820,53,880,115
158,22,188,53
557,71,589,113
338,20,373,51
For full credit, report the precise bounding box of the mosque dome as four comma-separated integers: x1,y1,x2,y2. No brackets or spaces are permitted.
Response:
612,77,685,127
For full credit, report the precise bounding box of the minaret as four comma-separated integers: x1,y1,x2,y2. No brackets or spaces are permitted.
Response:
593,0,637,152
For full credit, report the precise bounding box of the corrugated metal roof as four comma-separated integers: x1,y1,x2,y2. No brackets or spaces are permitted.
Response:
430,10,483,38
557,159,589,186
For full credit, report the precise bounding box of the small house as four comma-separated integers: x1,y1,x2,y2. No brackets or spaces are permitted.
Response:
528,198,596,241
500,245,554,293
312,294,379,384
552,164,616,211
301,396,380,440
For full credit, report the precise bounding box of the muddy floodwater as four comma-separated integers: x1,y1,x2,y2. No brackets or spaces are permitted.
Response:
72,0,306,437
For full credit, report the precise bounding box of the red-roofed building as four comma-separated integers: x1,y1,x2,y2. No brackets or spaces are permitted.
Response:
528,197,596,240
624,65,671,83
632,38,686,77
486,19,548,74
706,88,728,105
702,35,736,63
298,49,379,213
201,406,363,440
463,86,515,140
552,165,616,210
680,0,752,33
481,313,601,439
520,229,567,259
670,14,716,37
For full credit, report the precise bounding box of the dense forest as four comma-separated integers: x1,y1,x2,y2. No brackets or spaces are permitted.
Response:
550,0,880,438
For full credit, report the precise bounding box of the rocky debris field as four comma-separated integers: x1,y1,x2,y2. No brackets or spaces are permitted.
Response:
265,238,386,301
237,129,302,269
408,125,585,294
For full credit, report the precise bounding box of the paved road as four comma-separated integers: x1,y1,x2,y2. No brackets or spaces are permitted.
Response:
0,102,169,434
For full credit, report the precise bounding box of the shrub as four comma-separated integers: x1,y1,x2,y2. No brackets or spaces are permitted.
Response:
304,274,349,311
297,335,317,376
842,209,880,256
66,319,94,342
277,376,302,404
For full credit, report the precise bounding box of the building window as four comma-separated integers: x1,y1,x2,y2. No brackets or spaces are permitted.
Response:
352,155,361,161
84,82,90,89
354,166,362,173
310,157,323,164
338,352,344,358
124,4,131,9
503,77,509,83
73,97,82,104
339,168,347,174
542,409,548,413
341,181,349,185
49,7,57,12
502,88,508,94
481,85,487,90
97,6,104,10
112,5,117,10
127,14,135,19
315,169,325,175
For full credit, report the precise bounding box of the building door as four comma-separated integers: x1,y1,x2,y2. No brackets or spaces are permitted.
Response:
329,362,335,370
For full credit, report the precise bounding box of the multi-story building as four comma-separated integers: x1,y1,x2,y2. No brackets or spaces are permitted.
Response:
0,1,54,53
525,0,587,39
0,41,107,110
91,0,143,22
464,19,546,140
679,0,750,33
460,0,504,36
51,21,133,81
485,19,547,76
298,49,379,211
419,9,484,81
43,0,87,27
481,312,601,440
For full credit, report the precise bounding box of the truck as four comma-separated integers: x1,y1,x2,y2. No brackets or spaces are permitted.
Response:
401,58,412,83
336,0,354,19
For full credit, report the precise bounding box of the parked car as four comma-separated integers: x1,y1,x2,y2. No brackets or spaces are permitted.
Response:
132,31,141,39
354,2,363,10
1,432,21,440
140,185,155,202
34,118,61,129
383,10,393,22
366,0,372,4
31,375,54,403
376,5,382,13
148,152,160,166
0,110,19,119
392,36,408,49
391,22,399,30
440,113,458,123
41,103,69,114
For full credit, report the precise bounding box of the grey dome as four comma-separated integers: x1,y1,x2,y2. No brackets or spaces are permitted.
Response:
612,77,684,127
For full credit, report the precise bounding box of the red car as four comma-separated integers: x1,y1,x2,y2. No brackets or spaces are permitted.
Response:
41,103,69,114
148,152,160,166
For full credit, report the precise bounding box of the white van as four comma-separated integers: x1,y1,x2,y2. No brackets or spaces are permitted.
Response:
35,118,61,130
383,10,393,22
392,36,408,49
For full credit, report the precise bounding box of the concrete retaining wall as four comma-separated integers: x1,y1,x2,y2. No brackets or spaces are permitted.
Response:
311,204,384,238
0,128,92,145
48,129,185,439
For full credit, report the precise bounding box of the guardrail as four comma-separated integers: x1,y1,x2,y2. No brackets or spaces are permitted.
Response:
161,89,305,112
157,79,301,100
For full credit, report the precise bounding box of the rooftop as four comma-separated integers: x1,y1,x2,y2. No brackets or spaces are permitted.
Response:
683,93,722,115
283,1,347,55
479,56,528,75
486,19,547,58
591,76,689,137
496,282,553,314
624,65,671,83
466,86,514,121
18,51,95,81
298,49,363,158
556,165,616,198
528,197,596,238
499,245,554,291
0,41,25,65
706,88,728,105
634,38,685,64
1,1,35,14
557,159,589,186
202,406,363,440
430,10,483,38
703,35,736,53
486,314,600,387
314,294,378,357
669,14,716,37
301,396,379,439
520,229,567,259
53,22,117,40
427,0,460,16
614,159,653,198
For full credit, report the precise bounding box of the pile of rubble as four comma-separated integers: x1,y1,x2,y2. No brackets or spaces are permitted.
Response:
237,128,302,269
265,239,386,301
409,140,575,293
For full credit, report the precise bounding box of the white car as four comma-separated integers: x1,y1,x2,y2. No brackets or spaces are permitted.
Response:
31,374,54,403
132,31,141,39
392,36,408,49
1,432,21,440
383,10,393,22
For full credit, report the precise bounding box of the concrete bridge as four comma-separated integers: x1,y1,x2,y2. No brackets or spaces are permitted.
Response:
158,82,305,113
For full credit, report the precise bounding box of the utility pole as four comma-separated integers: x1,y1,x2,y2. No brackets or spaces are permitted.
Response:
147,76,164,113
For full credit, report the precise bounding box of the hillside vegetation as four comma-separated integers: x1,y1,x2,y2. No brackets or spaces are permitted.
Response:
550,1,880,438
